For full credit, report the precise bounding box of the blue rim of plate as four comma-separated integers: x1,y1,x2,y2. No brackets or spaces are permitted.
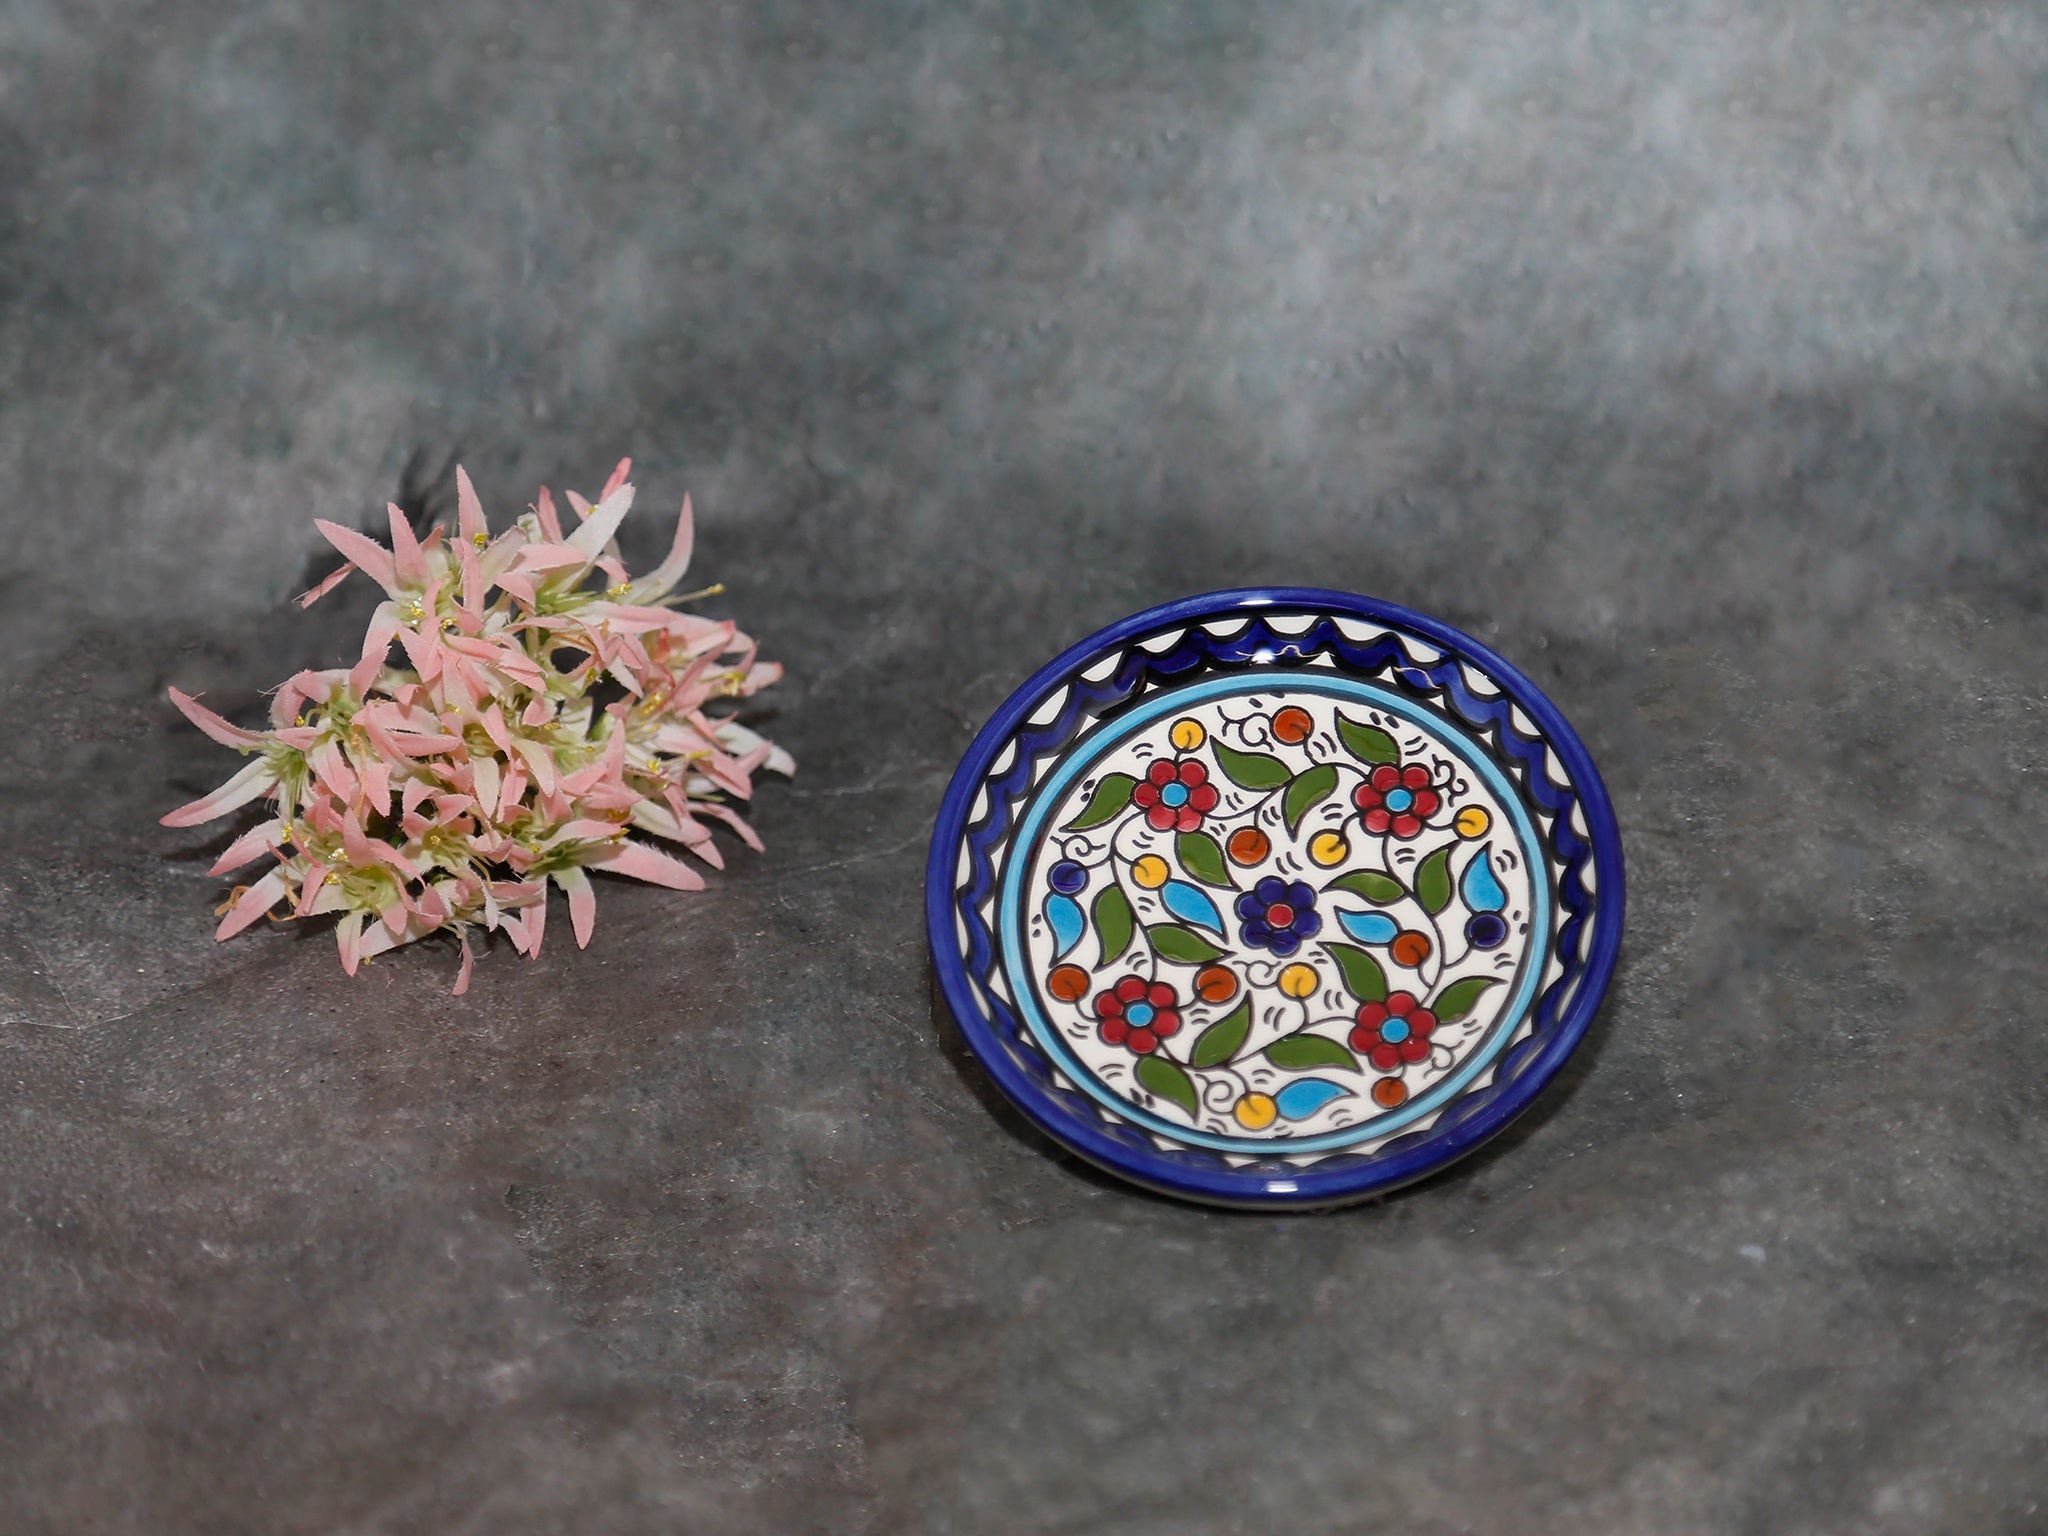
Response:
925,589,1625,1209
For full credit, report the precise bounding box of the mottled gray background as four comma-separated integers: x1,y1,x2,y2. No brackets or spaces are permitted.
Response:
1,1,2045,1531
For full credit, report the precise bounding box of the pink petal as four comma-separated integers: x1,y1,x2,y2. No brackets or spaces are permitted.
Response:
457,537,485,618
588,838,706,892
340,811,414,878
168,687,266,750
533,488,564,542
215,867,289,940
700,750,756,800
629,798,706,851
456,466,488,545
336,912,366,974
161,756,277,827
496,760,528,820
396,625,443,681
511,544,585,573
435,655,483,713
471,753,501,817
401,775,434,819
507,737,556,796
351,603,401,697
632,494,694,601
567,483,635,559
585,603,675,636
479,703,512,755
209,818,286,875
360,715,460,763
513,894,546,957
314,518,400,596
298,560,354,607
358,755,392,819
387,501,428,587
697,801,766,852
552,866,596,949
601,457,631,500
443,634,546,690
312,740,359,801
452,931,474,995
544,819,625,846
356,921,400,965
272,668,339,725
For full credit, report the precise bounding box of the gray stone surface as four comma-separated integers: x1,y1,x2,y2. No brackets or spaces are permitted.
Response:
2,0,2046,1530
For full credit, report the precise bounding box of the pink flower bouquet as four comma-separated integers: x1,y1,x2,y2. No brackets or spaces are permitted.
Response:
163,460,791,992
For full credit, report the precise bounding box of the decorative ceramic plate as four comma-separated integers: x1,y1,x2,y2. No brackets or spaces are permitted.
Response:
926,590,1624,1209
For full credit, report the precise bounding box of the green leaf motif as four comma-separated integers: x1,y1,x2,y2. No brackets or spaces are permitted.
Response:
1281,763,1339,835
1188,997,1252,1069
1211,740,1292,791
1175,830,1233,889
1264,1033,1361,1073
1325,869,1406,905
1092,884,1135,968
1336,714,1400,766
1433,974,1504,1023
1063,772,1138,832
1415,845,1454,915
1135,1053,1200,1118
1323,941,1388,1004
1147,923,1225,965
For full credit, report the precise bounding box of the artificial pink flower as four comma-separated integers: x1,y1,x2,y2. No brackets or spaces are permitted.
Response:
164,460,791,993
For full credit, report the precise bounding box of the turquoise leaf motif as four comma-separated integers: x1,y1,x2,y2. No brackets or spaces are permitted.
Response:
1459,845,1507,914
1160,879,1225,935
1044,893,1086,959
1335,910,1400,946
1275,1077,1351,1121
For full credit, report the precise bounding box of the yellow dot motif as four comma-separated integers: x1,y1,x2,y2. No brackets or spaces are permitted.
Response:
1131,854,1171,889
1233,1092,1279,1130
1308,830,1350,867
1278,962,1318,998
1169,718,1206,751
1455,806,1492,839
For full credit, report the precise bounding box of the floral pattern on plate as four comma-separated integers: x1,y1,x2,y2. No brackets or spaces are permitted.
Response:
1013,684,1545,1152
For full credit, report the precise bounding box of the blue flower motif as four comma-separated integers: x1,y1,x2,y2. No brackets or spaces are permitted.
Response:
1233,876,1322,957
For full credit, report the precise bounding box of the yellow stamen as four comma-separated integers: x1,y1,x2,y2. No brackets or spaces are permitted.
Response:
472,531,489,547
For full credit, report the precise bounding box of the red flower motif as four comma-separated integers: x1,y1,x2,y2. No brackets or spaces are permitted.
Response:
1351,763,1441,839
1093,975,1184,1055
1132,757,1220,833
1348,990,1437,1071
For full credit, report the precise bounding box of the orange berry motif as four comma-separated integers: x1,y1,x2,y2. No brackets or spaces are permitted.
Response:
1047,964,1091,1002
1372,1077,1409,1109
1389,930,1432,968
1271,706,1314,744
1194,965,1239,1003
1226,827,1271,865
